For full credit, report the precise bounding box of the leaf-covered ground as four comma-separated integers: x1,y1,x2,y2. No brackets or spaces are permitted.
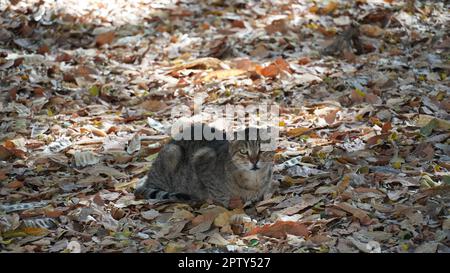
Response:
0,0,449,253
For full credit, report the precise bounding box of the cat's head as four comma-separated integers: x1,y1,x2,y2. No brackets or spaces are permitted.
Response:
228,128,275,171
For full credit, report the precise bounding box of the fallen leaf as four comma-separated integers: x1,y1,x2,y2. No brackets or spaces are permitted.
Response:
246,221,309,239
360,24,384,37
6,180,24,189
203,69,247,82
96,31,115,47
334,202,372,225
287,127,311,137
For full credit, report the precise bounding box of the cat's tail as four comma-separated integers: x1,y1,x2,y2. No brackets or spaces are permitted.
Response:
135,185,192,202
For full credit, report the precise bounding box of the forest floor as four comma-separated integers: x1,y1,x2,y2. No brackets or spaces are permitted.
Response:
0,0,449,253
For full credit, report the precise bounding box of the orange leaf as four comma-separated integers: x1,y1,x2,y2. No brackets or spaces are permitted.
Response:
274,57,291,73
381,122,392,134
23,227,48,236
4,140,16,149
287,127,311,137
259,63,279,78
322,1,338,14
45,209,64,218
96,31,115,47
200,23,210,30
298,57,311,65
246,221,309,239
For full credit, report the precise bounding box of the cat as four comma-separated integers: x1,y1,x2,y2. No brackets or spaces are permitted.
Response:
135,124,276,207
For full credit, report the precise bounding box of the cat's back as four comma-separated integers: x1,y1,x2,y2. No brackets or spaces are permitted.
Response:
169,124,229,159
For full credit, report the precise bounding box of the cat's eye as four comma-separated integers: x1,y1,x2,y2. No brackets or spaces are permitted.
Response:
239,149,247,155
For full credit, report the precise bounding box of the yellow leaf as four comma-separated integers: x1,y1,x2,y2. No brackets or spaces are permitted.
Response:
203,69,247,82
355,88,366,97
164,242,185,253
388,132,398,141
23,227,48,236
392,161,401,169
35,164,45,173
417,74,427,81
89,86,100,96
401,243,409,251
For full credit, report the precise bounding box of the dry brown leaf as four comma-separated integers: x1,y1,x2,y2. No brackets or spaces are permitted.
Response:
0,169,7,180
337,176,351,194
360,24,384,37
231,20,245,28
250,44,270,58
245,221,309,239
334,202,372,225
6,180,24,189
96,31,115,47
298,57,311,65
325,109,339,124
287,127,311,137
0,145,12,160
90,128,107,137
265,19,288,34
139,100,168,112
169,57,222,72
44,208,65,218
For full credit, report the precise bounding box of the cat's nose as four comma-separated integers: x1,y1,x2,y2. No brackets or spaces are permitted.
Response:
250,161,260,170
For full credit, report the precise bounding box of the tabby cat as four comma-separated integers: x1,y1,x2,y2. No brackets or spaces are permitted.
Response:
135,124,275,207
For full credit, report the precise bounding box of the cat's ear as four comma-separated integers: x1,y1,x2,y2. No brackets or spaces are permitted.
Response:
228,140,243,153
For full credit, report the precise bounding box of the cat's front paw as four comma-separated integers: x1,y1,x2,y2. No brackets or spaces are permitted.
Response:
134,177,147,199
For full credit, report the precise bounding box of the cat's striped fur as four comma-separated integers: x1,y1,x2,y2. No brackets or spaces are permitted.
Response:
135,124,275,207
